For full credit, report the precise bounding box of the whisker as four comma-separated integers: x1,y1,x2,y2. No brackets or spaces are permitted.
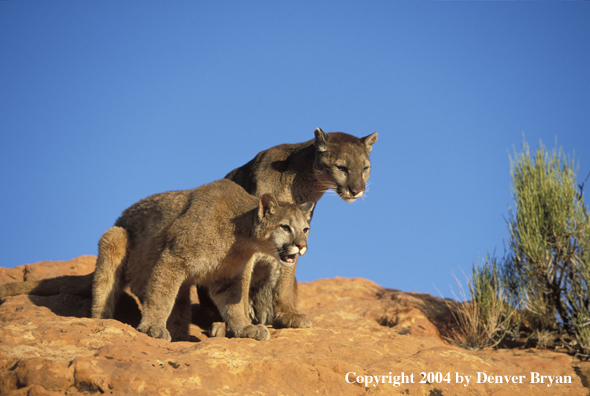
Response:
314,185,337,192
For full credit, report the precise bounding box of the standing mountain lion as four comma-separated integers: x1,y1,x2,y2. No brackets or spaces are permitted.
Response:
200,128,378,331
95,179,313,341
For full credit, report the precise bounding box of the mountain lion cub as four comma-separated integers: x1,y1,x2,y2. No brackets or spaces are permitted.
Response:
92,179,313,341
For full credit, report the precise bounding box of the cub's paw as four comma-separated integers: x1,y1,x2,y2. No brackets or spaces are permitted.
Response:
209,322,227,338
137,323,171,342
273,312,312,329
233,324,270,341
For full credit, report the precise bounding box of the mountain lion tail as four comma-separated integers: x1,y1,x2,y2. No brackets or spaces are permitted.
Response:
0,273,94,299
91,226,129,319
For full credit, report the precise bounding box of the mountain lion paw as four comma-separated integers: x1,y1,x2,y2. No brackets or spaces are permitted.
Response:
233,324,270,341
209,322,227,338
273,312,312,329
137,323,171,341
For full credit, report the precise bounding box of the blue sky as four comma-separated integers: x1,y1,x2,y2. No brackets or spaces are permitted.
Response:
1,2,589,299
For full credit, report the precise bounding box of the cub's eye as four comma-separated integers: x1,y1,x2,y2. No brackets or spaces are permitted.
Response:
336,166,347,173
303,227,309,233
362,166,370,173
280,225,291,232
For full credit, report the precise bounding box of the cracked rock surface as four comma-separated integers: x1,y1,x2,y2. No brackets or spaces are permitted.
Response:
1,257,589,395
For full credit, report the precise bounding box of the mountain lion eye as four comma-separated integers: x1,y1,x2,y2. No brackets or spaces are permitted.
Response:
303,227,309,233
362,167,369,172
281,225,291,232
337,166,347,172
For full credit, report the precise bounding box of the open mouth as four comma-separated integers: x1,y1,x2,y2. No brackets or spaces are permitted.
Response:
278,251,298,265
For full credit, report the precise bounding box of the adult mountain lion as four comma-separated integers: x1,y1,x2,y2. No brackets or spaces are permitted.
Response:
201,128,378,331
1,180,313,342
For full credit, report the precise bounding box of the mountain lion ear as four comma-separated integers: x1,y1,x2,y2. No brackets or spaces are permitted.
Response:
314,128,329,153
299,201,315,221
258,193,278,220
361,132,378,152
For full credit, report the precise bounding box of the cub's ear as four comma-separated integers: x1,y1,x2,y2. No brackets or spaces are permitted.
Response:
258,193,278,220
299,201,315,222
361,132,378,152
314,128,329,153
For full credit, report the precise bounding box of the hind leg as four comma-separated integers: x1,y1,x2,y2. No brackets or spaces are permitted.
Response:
137,250,186,341
92,226,129,319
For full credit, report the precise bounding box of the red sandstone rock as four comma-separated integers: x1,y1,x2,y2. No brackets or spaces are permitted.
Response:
1,257,589,395
0,256,95,285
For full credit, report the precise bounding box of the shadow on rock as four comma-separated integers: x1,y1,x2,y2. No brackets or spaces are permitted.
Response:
24,290,144,330
377,288,458,339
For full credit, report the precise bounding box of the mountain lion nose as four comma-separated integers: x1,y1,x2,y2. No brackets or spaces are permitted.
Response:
296,242,308,256
351,188,363,196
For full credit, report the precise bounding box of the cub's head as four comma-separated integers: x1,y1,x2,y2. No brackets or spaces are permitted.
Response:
313,128,378,203
255,194,314,267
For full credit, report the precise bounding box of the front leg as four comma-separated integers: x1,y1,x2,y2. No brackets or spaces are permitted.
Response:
209,283,269,341
209,259,269,341
272,257,312,329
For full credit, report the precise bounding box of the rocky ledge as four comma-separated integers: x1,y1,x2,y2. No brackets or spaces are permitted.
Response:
1,257,589,395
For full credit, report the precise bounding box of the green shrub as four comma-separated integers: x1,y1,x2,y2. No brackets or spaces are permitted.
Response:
451,140,590,352
505,141,590,351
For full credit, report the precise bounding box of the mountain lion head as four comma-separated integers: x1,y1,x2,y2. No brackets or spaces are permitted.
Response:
254,194,314,267
313,128,378,203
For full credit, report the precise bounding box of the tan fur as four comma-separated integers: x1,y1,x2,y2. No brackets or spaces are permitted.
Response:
201,128,378,329
91,226,130,319
91,179,313,342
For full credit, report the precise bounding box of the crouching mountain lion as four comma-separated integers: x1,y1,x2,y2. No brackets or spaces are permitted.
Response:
200,128,378,331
